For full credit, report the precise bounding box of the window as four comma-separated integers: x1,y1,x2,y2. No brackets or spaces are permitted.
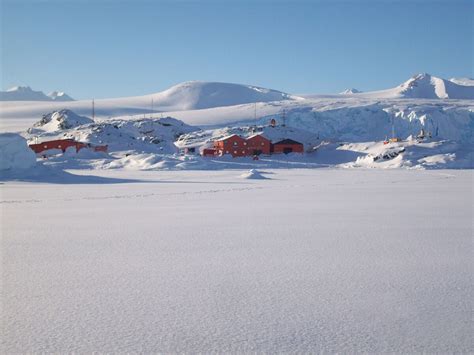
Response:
226,150,229,154
44,145,47,148
233,141,238,146
242,151,245,154
243,142,247,145
261,142,265,146
234,150,237,154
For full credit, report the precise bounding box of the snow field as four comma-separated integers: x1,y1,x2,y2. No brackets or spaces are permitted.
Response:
1,169,472,353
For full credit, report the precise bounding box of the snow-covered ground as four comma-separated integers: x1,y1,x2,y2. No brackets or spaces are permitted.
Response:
1,168,472,353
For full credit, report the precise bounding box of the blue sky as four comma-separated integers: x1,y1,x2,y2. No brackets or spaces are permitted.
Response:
2,0,472,99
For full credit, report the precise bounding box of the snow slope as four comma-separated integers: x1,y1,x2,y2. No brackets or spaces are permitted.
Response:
148,81,294,110
449,77,474,86
1,169,472,352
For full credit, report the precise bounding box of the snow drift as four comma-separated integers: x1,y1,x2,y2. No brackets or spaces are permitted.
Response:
0,133,36,171
240,169,269,179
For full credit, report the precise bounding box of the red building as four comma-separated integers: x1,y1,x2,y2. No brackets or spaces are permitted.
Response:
213,134,248,157
29,139,107,155
272,139,304,154
246,134,271,155
211,134,304,157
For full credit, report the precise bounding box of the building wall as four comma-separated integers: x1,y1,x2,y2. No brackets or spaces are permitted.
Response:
29,139,85,154
272,143,304,154
214,136,248,157
246,135,271,155
29,139,106,154
213,135,303,157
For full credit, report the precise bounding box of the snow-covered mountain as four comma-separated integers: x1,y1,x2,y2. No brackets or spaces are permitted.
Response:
147,81,294,110
359,73,474,99
0,81,296,128
0,86,75,101
339,88,362,94
0,86,52,101
47,91,75,101
29,109,93,133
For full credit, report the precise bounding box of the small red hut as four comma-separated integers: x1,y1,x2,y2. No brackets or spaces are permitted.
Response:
214,134,248,157
272,139,304,154
246,134,271,155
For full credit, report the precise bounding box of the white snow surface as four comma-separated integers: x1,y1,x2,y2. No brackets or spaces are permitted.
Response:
0,133,36,171
449,77,474,86
1,169,472,353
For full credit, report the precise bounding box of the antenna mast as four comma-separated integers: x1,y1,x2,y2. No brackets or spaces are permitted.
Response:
92,99,95,120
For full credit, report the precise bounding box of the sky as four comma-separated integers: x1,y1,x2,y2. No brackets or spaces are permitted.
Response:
1,0,472,99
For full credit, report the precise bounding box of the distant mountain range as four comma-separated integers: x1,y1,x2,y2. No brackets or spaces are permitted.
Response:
2,74,473,105
355,74,474,99
0,86,74,101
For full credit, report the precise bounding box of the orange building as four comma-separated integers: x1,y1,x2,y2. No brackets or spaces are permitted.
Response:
272,139,304,154
29,139,107,155
213,134,248,157
246,134,271,155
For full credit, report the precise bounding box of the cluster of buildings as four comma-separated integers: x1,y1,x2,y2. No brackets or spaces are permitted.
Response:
201,133,304,158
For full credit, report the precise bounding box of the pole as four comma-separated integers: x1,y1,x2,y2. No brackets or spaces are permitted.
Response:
92,99,95,120
151,98,154,118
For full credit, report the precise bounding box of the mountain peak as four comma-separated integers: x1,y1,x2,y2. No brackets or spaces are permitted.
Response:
47,91,75,101
1,86,75,101
339,88,362,95
152,81,293,110
6,86,34,93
